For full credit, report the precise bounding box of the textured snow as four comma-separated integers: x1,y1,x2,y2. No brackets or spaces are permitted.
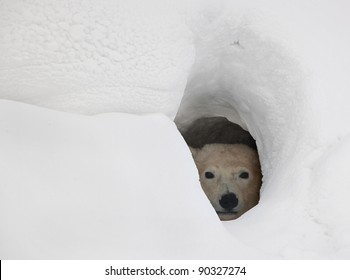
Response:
1,0,350,259
0,0,194,117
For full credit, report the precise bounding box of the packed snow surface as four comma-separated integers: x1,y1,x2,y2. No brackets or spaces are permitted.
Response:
0,0,194,117
1,0,350,259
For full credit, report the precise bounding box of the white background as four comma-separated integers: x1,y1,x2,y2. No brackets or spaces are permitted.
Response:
2,260,350,280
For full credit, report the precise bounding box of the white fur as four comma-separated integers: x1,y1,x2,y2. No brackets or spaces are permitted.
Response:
191,144,262,221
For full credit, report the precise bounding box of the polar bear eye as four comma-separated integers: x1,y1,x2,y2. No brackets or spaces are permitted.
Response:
205,171,215,179
239,172,249,179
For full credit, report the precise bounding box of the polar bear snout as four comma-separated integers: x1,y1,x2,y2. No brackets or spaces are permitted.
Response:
219,193,238,210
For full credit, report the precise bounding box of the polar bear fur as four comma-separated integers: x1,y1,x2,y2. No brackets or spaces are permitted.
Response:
190,144,262,221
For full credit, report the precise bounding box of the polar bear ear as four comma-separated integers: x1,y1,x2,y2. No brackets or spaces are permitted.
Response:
189,146,199,159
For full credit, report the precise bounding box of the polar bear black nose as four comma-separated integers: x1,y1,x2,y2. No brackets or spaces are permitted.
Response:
219,193,238,210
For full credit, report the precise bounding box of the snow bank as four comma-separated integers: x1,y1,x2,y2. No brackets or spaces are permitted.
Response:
0,0,194,117
0,100,264,259
1,0,350,259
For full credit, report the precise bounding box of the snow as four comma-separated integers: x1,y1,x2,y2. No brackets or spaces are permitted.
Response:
1,100,252,259
1,0,350,259
0,0,194,117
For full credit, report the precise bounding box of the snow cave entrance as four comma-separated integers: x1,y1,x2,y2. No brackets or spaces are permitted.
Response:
175,24,303,220
175,85,264,220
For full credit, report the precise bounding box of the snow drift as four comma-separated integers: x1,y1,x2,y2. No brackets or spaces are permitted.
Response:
0,0,194,117
1,100,253,259
1,0,350,259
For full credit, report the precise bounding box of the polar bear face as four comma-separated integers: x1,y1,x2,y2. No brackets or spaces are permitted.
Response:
191,144,262,221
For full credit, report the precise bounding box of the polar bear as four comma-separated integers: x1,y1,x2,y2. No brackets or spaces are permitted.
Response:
179,116,262,220
190,143,262,221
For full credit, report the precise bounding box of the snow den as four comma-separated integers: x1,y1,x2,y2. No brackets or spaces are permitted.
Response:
1,0,350,259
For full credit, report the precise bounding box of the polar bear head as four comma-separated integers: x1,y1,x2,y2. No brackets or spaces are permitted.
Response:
191,143,262,221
